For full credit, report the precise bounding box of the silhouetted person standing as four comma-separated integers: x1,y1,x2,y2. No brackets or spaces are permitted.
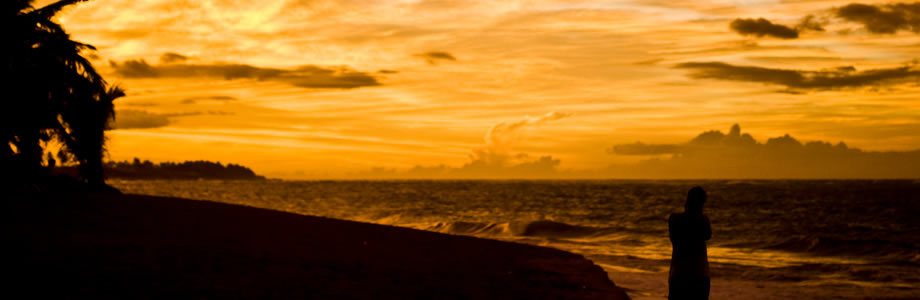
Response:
668,186,711,300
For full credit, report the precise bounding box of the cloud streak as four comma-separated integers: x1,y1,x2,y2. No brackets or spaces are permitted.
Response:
730,18,799,39
113,109,230,129
485,111,572,150
180,95,238,105
674,61,920,91
414,51,457,65
113,109,171,129
110,56,381,89
160,52,189,64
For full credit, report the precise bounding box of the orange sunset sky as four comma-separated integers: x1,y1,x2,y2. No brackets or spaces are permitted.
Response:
45,0,920,179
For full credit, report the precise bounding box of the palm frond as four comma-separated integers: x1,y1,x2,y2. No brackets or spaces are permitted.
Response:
6,0,33,15
27,0,88,20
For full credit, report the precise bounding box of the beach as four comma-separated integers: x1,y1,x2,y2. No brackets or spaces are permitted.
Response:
4,192,629,299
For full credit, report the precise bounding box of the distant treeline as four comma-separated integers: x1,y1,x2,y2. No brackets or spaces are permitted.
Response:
102,158,265,180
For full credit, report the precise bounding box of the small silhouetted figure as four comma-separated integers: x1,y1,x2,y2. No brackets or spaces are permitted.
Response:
668,186,711,300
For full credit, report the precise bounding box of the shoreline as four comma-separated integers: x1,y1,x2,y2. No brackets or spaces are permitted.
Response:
5,192,629,299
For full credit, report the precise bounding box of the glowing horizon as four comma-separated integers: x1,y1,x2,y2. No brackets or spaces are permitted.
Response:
46,0,920,179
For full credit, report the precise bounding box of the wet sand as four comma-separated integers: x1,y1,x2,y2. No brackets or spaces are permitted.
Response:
4,192,629,299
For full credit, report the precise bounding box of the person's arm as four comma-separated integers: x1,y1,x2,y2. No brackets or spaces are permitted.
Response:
701,215,712,241
668,214,678,244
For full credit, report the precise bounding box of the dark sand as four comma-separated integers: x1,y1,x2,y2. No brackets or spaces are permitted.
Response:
4,193,629,299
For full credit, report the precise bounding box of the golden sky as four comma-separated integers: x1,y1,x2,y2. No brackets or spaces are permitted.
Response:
49,0,920,178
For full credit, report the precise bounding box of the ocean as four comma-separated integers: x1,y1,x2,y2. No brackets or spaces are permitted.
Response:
110,180,920,299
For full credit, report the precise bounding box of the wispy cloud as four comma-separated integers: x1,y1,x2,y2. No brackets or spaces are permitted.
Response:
413,51,457,65
180,95,238,105
110,55,381,89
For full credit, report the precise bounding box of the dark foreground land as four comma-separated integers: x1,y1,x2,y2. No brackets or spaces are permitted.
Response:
4,193,628,299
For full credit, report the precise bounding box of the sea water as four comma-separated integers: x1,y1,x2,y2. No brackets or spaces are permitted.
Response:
110,180,920,299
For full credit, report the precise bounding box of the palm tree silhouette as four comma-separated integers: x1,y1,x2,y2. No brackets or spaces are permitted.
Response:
4,0,122,186
64,86,124,185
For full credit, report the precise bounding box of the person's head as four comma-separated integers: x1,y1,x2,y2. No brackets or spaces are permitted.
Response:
685,186,707,214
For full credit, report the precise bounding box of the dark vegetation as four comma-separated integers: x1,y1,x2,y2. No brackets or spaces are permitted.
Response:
3,1,265,189
102,158,265,180
4,0,122,192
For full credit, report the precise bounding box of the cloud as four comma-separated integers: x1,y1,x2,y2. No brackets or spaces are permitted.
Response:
730,18,799,39
727,3,920,39
160,52,189,64
361,154,564,179
606,124,920,178
459,111,571,176
674,61,920,91
356,112,571,179
180,95,238,104
609,142,681,155
796,14,826,32
112,110,228,129
113,109,171,129
110,56,380,89
111,59,159,77
485,111,572,150
447,154,561,178
119,101,159,107
413,51,457,65
836,2,920,34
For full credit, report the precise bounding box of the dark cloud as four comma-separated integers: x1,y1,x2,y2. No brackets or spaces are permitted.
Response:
414,51,457,65
730,18,799,39
797,14,827,32
111,59,159,77
836,2,920,34
286,66,380,88
378,69,399,74
180,95,238,104
113,109,171,129
674,61,920,91
607,124,920,178
746,56,842,63
160,52,189,64
110,56,381,89
119,101,159,107
113,110,229,129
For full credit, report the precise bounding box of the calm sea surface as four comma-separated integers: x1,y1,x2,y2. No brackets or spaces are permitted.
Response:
110,180,920,299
